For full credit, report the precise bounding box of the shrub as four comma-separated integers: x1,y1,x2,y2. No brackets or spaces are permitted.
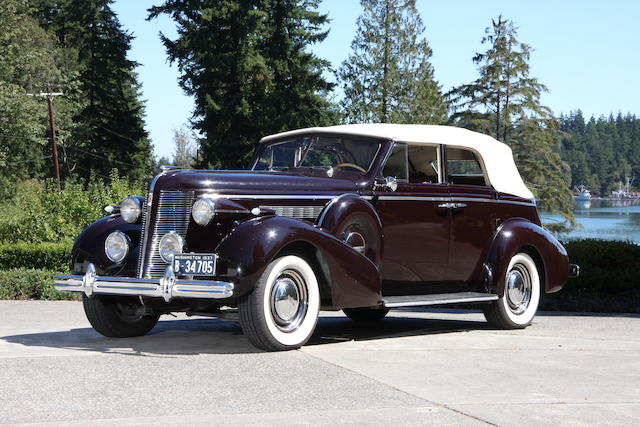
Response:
0,242,72,271
0,173,144,244
0,268,77,300
541,239,640,313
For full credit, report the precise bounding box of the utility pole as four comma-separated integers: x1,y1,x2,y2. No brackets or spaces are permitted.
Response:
28,86,64,190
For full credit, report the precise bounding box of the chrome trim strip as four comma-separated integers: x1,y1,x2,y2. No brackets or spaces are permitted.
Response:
203,194,337,200
55,264,234,302
383,294,498,308
375,195,535,206
378,195,451,202
260,205,324,220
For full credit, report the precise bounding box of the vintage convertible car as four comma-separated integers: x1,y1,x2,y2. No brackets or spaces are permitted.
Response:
55,124,578,351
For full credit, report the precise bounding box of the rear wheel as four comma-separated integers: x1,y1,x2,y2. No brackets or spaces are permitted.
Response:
239,255,320,351
343,307,389,322
83,295,160,338
483,252,540,329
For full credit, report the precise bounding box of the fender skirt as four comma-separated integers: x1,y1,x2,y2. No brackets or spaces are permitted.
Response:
215,215,381,309
487,218,569,295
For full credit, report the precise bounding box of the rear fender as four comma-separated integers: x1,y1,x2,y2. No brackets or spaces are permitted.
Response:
486,218,569,295
215,215,381,308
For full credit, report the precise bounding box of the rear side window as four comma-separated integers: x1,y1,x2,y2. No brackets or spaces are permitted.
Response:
446,147,487,186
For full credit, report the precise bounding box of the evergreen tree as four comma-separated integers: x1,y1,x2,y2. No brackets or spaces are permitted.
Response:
449,15,575,230
148,0,337,170
337,0,446,124
33,0,153,182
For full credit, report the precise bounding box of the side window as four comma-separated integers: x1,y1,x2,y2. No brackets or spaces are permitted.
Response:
407,145,439,184
446,147,487,186
381,143,408,182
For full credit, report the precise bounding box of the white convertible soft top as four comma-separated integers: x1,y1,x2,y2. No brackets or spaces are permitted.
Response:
261,123,534,200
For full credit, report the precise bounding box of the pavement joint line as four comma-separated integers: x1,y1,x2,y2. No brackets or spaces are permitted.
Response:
299,348,498,426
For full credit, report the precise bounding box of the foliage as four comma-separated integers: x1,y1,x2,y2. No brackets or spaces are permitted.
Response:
148,0,338,170
448,15,575,230
31,0,154,182
0,0,73,199
0,174,144,244
541,239,640,313
0,242,71,271
337,0,446,124
172,125,196,168
559,111,640,195
0,268,77,300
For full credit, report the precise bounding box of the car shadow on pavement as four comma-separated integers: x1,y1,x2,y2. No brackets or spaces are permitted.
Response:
1,311,492,356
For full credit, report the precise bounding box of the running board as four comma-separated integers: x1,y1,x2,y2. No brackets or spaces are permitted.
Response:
382,292,498,308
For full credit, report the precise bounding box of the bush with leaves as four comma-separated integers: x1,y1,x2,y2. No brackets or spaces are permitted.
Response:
0,268,77,300
0,172,144,244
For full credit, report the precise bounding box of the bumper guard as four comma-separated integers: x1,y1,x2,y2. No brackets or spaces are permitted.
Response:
54,263,234,302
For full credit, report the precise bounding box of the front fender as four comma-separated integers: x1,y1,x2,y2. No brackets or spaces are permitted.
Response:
487,218,569,295
71,216,141,276
215,216,381,308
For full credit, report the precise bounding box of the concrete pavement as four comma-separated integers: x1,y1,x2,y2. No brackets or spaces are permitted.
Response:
0,300,638,426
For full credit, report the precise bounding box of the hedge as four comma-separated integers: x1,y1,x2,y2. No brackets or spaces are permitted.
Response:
0,242,71,271
0,268,77,300
540,239,640,313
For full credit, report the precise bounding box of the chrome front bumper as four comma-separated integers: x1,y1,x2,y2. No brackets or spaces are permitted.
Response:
54,263,234,302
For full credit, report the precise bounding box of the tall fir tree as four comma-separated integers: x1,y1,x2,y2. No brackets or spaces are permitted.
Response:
337,0,446,124
32,0,153,182
449,15,575,230
148,0,337,170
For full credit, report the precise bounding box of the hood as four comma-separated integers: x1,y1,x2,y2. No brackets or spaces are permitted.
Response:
151,169,360,196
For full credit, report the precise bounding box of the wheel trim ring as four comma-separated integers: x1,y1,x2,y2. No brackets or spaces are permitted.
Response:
506,263,532,314
269,269,309,333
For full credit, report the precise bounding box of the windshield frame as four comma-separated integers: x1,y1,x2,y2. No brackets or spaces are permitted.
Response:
251,133,384,175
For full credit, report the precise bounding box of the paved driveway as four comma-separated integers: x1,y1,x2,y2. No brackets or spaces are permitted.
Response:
0,301,638,426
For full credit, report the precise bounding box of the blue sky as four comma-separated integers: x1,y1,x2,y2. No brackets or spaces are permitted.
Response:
112,0,640,159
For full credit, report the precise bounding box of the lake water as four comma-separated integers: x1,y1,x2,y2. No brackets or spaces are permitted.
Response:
540,199,640,243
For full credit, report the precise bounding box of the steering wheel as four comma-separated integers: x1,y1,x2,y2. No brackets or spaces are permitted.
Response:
333,163,366,172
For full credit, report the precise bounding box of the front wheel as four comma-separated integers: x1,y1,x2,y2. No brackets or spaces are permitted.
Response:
239,255,320,351
83,295,160,338
483,252,541,329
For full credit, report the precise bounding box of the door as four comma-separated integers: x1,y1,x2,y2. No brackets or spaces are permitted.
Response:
445,146,497,283
374,143,451,292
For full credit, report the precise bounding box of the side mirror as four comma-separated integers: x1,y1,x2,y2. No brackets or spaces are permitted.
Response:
374,176,398,192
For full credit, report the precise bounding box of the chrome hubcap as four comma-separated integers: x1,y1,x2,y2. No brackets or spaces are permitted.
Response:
270,270,308,332
506,264,532,314
344,230,366,255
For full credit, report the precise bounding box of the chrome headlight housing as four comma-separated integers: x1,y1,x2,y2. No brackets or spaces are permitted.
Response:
120,197,142,223
159,232,184,263
105,231,130,264
192,197,215,226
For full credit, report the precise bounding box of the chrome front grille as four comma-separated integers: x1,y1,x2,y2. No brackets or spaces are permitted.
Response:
138,190,194,278
260,205,324,220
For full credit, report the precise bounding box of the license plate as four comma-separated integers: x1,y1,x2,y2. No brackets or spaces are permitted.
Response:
173,254,217,276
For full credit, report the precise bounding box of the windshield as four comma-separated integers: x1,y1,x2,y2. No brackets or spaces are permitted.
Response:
253,136,380,174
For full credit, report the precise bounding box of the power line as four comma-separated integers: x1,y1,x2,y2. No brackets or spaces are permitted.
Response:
64,145,138,168
5,155,52,166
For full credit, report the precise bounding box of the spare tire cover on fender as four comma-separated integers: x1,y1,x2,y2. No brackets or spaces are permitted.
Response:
317,194,383,265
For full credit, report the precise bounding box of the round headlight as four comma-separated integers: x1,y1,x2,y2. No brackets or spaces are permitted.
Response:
159,232,184,263
105,231,130,264
192,197,215,226
120,197,141,223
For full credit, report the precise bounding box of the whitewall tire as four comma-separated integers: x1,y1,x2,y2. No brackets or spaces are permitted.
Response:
239,255,320,351
483,252,541,329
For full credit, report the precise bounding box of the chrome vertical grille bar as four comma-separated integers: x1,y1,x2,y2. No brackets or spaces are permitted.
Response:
139,190,194,278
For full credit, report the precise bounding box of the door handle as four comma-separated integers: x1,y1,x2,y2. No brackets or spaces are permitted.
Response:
437,202,467,209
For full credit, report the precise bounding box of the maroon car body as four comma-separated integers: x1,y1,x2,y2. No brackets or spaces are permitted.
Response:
55,124,577,351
